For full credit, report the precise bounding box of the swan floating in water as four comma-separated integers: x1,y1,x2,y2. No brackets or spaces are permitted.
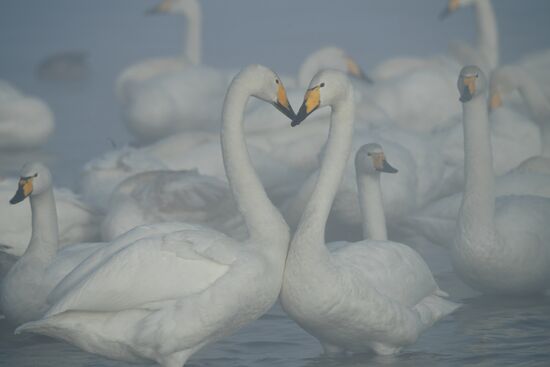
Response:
16,65,295,367
0,80,54,151
280,70,459,356
452,66,550,295
101,169,247,241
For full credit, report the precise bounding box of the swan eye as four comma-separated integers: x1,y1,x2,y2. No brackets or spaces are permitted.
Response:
33,173,38,178
320,83,325,88
475,74,479,78
275,79,280,85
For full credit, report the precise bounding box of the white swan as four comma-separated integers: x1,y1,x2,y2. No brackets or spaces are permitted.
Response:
490,65,550,173
101,169,247,241
16,65,295,367
115,0,201,103
0,80,54,150
0,163,104,325
280,70,459,356
0,176,100,265
452,65,550,295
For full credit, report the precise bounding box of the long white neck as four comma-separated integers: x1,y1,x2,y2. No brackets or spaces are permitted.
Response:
474,0,499,71
291,92,355,259
356,170,387,240
514,70,550,156
457,93,496,249
182,6,201,65
221,78,288,245
24,187,59,262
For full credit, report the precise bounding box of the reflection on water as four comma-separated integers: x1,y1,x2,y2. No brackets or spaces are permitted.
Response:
1,287,549,367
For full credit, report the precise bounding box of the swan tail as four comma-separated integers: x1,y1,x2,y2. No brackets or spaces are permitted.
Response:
414,294,461,329
15,310,150,364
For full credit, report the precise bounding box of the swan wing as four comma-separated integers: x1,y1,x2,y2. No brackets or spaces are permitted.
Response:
46,226,238,317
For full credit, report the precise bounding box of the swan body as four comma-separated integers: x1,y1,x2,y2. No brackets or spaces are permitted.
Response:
17,65,294,367
116,0,201,103
490,65,550,174
0,81,54,150
452,66,550,295
280,70,458,355
0,177,100,258
101,169,247,241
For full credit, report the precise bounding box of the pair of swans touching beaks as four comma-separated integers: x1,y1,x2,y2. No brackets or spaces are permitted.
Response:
9,63,547,366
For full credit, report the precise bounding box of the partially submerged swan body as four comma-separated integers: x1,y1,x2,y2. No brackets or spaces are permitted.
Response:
101,169,247,241
451,66,550,295
16,65,295,367
280,70,458,356
0,80,54,151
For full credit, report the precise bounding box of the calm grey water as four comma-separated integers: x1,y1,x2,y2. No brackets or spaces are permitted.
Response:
1,1,550,366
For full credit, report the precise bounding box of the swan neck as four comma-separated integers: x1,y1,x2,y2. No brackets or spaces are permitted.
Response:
293,93,354,247
474,0,498,71
182,6,201,65
356,171,387,241
459,94,495,240
221,78,287,244
25,187,59,260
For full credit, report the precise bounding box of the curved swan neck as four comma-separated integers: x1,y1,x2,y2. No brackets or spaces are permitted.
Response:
458,93,495,240
293,92,355,247
25,187,59,260
221,76,287,243
474,0,498,71
356,170,387,241
182,3,201,65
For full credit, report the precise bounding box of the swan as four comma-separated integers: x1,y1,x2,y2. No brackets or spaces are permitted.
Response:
490,65,550,173
451,65,550,295
115,0,201,103
280,70,459,356
16,65,295,367
101,169,247,241
440,0,498,74
0,176,100,269
0,80,54,150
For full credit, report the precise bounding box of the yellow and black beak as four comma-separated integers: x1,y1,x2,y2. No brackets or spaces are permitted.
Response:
459,75,477,103
371,153,398,174
147,0,172,15
10,176,34,205
346,57,373,84
489,91,503,110
439,0,460,20
272,82,296,121
292,85,321,127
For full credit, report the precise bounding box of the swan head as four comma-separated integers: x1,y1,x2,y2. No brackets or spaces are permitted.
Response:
439,0,475,19
147,0,200,17
292,70,352,126
9,162,52,205
298,47,372,88
355,143,398,175
458,65,487,103
237,64,296,120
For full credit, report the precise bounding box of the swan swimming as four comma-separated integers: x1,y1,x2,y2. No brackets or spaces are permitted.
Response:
16,65,295,367
452,65,550,295
280,70,459,356
0,80,54,151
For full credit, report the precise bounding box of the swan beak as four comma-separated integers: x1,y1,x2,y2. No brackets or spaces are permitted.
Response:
372,153,398,174
439,0,460,20
147,0,172,15
459,76,477,102
489,91,503,110
272,83,296,120
346,57,373,84
10,177,33,205
292,85,321,127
